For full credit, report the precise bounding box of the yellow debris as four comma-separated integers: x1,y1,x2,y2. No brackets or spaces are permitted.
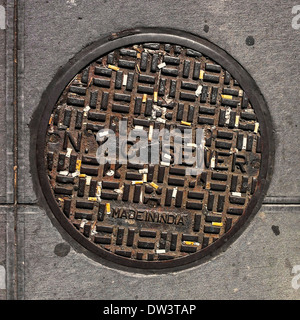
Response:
184,241,194,245
137,52,141,59
88,197,97,201
235,115,240,127
153,91,158,102
181,121,191,126
254,122,259,133
142,94,147,103
199,70,204,80
132,181,144,185
106,203,111,214
79,174,86,178
150,182,159,189
212,222,223,227
221,94,233,100
76,160,81,171
108,64,119,71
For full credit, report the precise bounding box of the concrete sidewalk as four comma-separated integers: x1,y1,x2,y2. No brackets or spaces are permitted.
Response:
0,0,299,299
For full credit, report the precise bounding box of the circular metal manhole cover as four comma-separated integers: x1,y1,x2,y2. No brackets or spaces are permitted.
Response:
36,30,273,269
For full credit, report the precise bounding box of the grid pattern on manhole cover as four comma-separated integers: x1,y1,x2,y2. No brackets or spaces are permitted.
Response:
43,41,263,265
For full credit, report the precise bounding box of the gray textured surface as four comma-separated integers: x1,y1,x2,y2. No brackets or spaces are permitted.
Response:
20,205,300,300
18,0,300,202
0,0,14,204
0,0,299,300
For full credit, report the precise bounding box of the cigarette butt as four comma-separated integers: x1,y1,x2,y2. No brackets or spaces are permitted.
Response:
172,187,177,198
139,168,148,174
181,121,191,126
211,156,215,168
122,74,128,86
137,52,141,59
238,90,244,97
235,115,240,127
183,241,195,245
66,148,72,158
153,91,158,102
76,160,81,171
199,70,204,79
195,85,203,96
86,176,92,186
58,197,64,202
254,122,259,133
142,94,147,103
96,185,101,196
88,197,97,201
48,115,53,125
242,136,247,150
106,203,111,214
221,94,233,100
158,62,166,69
108,64,119,71
143,173,147,182
150,182,159,189
212,222,223,227
136,64,141,74
132,181,143,185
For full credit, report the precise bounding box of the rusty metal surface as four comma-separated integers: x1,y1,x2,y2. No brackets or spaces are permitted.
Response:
36,31,271,269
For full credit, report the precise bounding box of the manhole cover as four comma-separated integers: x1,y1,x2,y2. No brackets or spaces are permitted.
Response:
36,30,273,269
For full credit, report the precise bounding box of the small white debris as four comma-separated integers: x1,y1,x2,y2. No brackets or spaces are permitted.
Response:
139,168,148,174
106,170,114,176
156,118,166,123
122,74,128,86
80,219,88,229
134,125,144,130
66,148,72,158
83,105,90,112
86,176,92,186
58,170,69,176
225,108,231,125
195,85,203,97
254,122,259,133
238,90,244,97
242,136,247,150
235,115,240,127
143,173,147,182
172,187,178,198
98,130,109,137
210,156,215,168
163,153,171,160
91,228,97,236
158,62,166,69
156,249,166,254
232,192,242,197
71,170,80,177
164,97,173,104
187,143,197,148
113,189,123,194
151,109,156,119
160,161,170,166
